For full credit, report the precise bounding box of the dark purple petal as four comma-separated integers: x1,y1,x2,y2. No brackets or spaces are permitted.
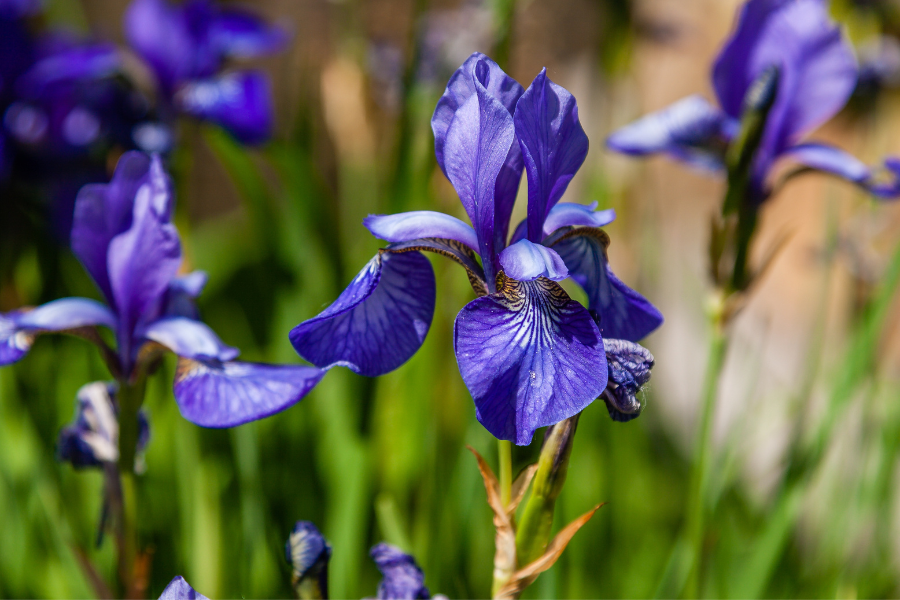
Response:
106,154,181,360
139,317,239,362
498,239,568,281
286,521,331,597
289,251,436,377
16,43,120,98
441,59,517,280
371,543,431,600
175,70,273,145
173,358,325,427
515,68,589,243
364,211,479,250
713,0,857,166
454,277,607,445
542,202,616,236
550,230,663,342
159,576,208,600
1,298,117,365
605,95,734,172
210,8,289,59
0,0,41,18
602,338,654,422
71,151,153,304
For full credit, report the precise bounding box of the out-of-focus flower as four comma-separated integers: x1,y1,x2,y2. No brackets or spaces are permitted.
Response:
159,576,208,600
0,151,324,427
56,381,150,471
286,521,332,599
370,543,431,600
854,35,900,102
607,0,900,202
291,53,662,445
124,0,288,145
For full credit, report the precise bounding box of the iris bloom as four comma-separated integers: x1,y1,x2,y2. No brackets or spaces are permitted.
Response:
159,576,207,600
124,0,287,145
286,520,332,598
291,53,663,445
370,543,432,600
0,151,323,427
607,0,900,203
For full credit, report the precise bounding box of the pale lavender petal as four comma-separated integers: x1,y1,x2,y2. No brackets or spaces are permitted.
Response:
784,143,900,199
551,230,663,342
175,70,273,145
210,8,289,59
289,251,436,377
499,239,568,281
454,278,607,445
159,576,208,600
71,151,153,303
286,521,331,595
140,317,239,362
371,543,431,600
364,211,478,250
542,202,616,236
173,358,325,427
515,68,589,242
605,95,734,172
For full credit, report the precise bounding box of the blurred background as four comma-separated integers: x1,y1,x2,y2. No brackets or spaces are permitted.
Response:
4,0,900,597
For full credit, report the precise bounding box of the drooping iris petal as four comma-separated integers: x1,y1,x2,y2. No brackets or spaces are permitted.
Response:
441,59,516,280
289,251,436,377
124,0,203,92
498,239,568,281
106,154,181,360
285,521,331,597
56,381,150,469
454,277,607,445
173,358,325,427
515,68,589,243
159,576,208,600
161,271,208,319
364,211,479,251
370,543,431,600
550,229,663,342
542,202,617,236
0,298,117,365
140,317,239,362
783,143,900,198
210,8,289,59
605,95,734,172
175,70,273,144
602,338,654,422
71,151,153,303
712,0,857,164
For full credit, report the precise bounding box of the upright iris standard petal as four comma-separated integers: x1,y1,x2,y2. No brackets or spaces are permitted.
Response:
175,70,274,145
454,276,608,445
286,521,331,597
210,8,289,59
364,211,479,251
139,317,239,362
542,202,617,236
0,298,117,365
712,0,857,162
71,151,153,303
290,251,436,377
515,68,589,243
124,0,199,92
371,543,431,600
605,95,734,172
173,359,325,427
159,576,208,600
550,229,663,342
499,239,568,281
441,59,517,280
602,338,654,422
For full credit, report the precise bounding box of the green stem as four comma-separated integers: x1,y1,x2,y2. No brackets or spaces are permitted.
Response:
684,304,729,599
498,439,513,508
116,375,147,597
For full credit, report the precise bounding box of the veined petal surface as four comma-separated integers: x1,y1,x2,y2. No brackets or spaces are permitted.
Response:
140,317,239,362
290,251,436,377
499,239,568,281
542,202,616,236
175,70,273,144
173,358,325,427
364,211,479,250
551,229,663,342
454,276,607,445
515,68,589,242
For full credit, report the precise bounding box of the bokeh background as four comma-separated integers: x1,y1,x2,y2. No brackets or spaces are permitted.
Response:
4,0,900,597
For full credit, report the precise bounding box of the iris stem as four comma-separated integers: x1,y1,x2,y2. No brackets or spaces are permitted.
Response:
115,374,147,597
684,297,728,599
498,439,513,507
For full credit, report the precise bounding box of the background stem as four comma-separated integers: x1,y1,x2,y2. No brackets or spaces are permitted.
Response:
498,439,512,508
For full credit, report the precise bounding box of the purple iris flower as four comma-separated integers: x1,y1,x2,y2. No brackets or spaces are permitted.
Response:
371,543,431,600
286,520,332,597
159,576,208,600
607,0,900,203
124,0,287,145
0,151,324,427
291,53,663,445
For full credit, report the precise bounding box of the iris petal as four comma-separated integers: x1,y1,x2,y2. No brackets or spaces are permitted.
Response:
175,70,273,145
454,276,607,445
515,68,589,243
286,521,331,597
542,202,617,236
210,8,289,59
550,229,663,342
290,251,436,377
364,211,479,251
371,543,431,600
499,239,568,281
159,576,208,600
140,317,239,362
173,358,325,427
124,0,202,91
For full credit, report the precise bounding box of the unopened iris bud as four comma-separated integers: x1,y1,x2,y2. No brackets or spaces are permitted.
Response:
56,381,150,472
285,521,331,599
602,338,654,422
